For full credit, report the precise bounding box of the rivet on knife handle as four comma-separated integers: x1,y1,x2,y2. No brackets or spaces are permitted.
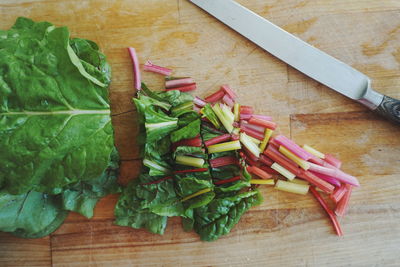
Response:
374,95,400,124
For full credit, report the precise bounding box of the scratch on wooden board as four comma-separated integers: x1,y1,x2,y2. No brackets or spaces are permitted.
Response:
156,31,200,51
89,222,93,267
294,0,309,9
392,47,400,64
362,24,400,57
262,4,273,15
177,0,181,24
283,17,318,35
361,147,400,175
351,63,399,79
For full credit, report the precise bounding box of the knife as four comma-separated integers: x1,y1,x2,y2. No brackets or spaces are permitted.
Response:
189,0,400,124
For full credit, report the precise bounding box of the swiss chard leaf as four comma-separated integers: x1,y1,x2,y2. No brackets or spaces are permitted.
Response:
174,176,215,210
0,190,68,238
0,17,118,196
193,190,263,241
136,175,184,217
114,179,168,235
157,89,194,107
61,148,120,218
144,107,178,143
171,118,200,143
0,17,118,238
202,103,221,129
201,122,226,141
173,146,206,159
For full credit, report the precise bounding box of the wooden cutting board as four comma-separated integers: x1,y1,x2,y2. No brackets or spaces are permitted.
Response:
1,0,400,266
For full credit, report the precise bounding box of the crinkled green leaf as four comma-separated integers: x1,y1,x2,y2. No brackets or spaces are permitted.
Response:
0,17,118,238
202,103,221,129
144,107,178,143
171,118,200,143
0,17,117,196
193,190,263,241
0,190,68,238
114,179,168,235
174,176,214,210
61,148,120,218
171,101,194,117
157,89,194,107
201,122,227,141
177,111,199,127
173,146,206,159
136,175,184,217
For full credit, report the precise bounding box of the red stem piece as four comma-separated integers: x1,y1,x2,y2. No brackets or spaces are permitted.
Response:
204,134,232,147
310,187,343,236
205,89,225,103
165,83,197,92
214,176,241,185
141,176,173,185
248,117,277,130
174,168,208,174
240,105,253,114
209,156,238,168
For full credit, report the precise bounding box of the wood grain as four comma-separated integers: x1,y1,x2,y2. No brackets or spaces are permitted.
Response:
1,0,400,266
0,234,51,267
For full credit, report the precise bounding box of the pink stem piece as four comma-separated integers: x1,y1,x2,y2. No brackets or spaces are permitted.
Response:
193,96,207,107
240,120,265,133
274,135,314,161
143,60,172,76
193,105,201,113
205,89,225,103
221,84,237,100
310,171,341,188
128,47,141,90
240,113,252,120
324,154,343,169
308,163,360,187
251,114,273,121
222,94,235,107
166,77,194,88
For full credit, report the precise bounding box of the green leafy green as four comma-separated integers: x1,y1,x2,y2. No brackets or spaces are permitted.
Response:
0,190,69,238
202,103,221,129
171,118,200,143
115,179,168,235
173,146,206,159
171,101,194,117
0,17,117,238
157,89,194,107
61,148,120,218
193,190,263,241
136,175,184,217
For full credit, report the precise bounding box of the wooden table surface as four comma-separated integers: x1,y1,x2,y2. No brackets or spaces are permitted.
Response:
1,0,400,266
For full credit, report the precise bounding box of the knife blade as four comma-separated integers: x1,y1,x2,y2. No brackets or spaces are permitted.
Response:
189,0,400,124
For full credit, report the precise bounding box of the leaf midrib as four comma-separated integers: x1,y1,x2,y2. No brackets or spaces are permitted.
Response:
1,109,111,116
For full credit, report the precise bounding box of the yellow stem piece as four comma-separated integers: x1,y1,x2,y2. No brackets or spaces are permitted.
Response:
290,178,309,185
181,188,212,202
250,179,275,185
175,155,205,168
234,103,240,122
259,129,273,152
279,146,310,170
207,140,241,154
271,162,296,180
302,144,325,159
275,180,309,195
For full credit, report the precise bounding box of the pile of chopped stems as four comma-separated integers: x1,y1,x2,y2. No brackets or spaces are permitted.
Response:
194,86,358,236
131,49,357,236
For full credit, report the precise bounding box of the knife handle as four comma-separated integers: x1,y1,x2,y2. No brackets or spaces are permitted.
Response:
374,95,400,125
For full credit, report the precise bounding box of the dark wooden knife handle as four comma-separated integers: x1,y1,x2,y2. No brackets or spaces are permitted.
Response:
375,95,400,124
